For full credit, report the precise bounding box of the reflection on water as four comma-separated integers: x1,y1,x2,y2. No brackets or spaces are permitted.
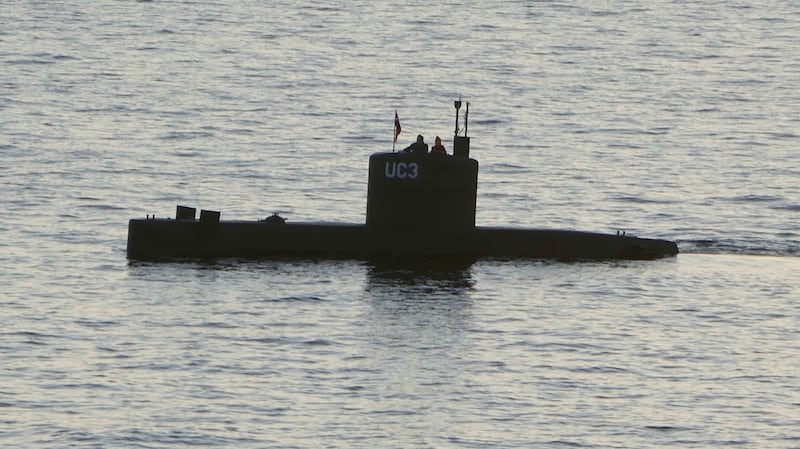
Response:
365,258,475,292
362,258,477,357
363,258,475,328
356,259,476,439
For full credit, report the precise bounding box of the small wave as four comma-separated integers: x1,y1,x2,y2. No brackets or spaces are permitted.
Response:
614,195,678,204
484,162,530,173
473,118,505,126
7,58,56,65
644,425,696,433
678,238,799,257
173,151,201,158
771,204,800,212
161,131,214,140
727,194,782,203
237,336,288,345
75,319,120,328
77,204,127,211
196,321,237,329
271,295,325,302
53,54,80,61
566,365,630,374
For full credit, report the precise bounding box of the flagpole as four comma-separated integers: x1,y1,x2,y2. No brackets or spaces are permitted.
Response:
393,110,401,152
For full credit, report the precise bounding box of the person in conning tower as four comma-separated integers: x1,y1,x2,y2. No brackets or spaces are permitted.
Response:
430,136,446,154
402,134,428,154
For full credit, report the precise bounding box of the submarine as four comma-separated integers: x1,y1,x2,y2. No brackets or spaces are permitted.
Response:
127,101,678,261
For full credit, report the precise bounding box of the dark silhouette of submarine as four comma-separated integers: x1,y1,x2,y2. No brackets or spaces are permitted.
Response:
127,101,678,261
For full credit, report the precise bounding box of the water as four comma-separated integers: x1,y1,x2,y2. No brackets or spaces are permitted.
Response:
2,1,799,447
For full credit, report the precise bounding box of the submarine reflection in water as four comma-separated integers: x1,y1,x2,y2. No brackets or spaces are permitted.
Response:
126,101,678,261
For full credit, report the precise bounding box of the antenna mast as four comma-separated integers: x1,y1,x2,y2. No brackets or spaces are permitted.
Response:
454,98,462,136
452,98,471,158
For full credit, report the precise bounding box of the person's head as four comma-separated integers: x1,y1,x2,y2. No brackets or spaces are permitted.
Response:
435,136,441,144
416,134,424,143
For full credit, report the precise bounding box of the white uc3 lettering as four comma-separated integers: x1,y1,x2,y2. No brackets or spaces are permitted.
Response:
384,162,419,179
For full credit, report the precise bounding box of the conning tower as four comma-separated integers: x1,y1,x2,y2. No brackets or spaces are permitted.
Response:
366,100,478,230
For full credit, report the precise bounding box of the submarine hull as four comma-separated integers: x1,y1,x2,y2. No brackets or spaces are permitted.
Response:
126,102,680,262
127,219,678,261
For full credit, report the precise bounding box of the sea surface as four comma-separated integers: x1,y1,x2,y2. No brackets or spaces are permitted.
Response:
2,1,799,447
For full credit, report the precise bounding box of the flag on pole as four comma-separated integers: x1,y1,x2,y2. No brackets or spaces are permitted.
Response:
394,110,401,144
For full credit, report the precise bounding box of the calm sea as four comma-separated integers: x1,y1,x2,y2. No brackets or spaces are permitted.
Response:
2,1,799,447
